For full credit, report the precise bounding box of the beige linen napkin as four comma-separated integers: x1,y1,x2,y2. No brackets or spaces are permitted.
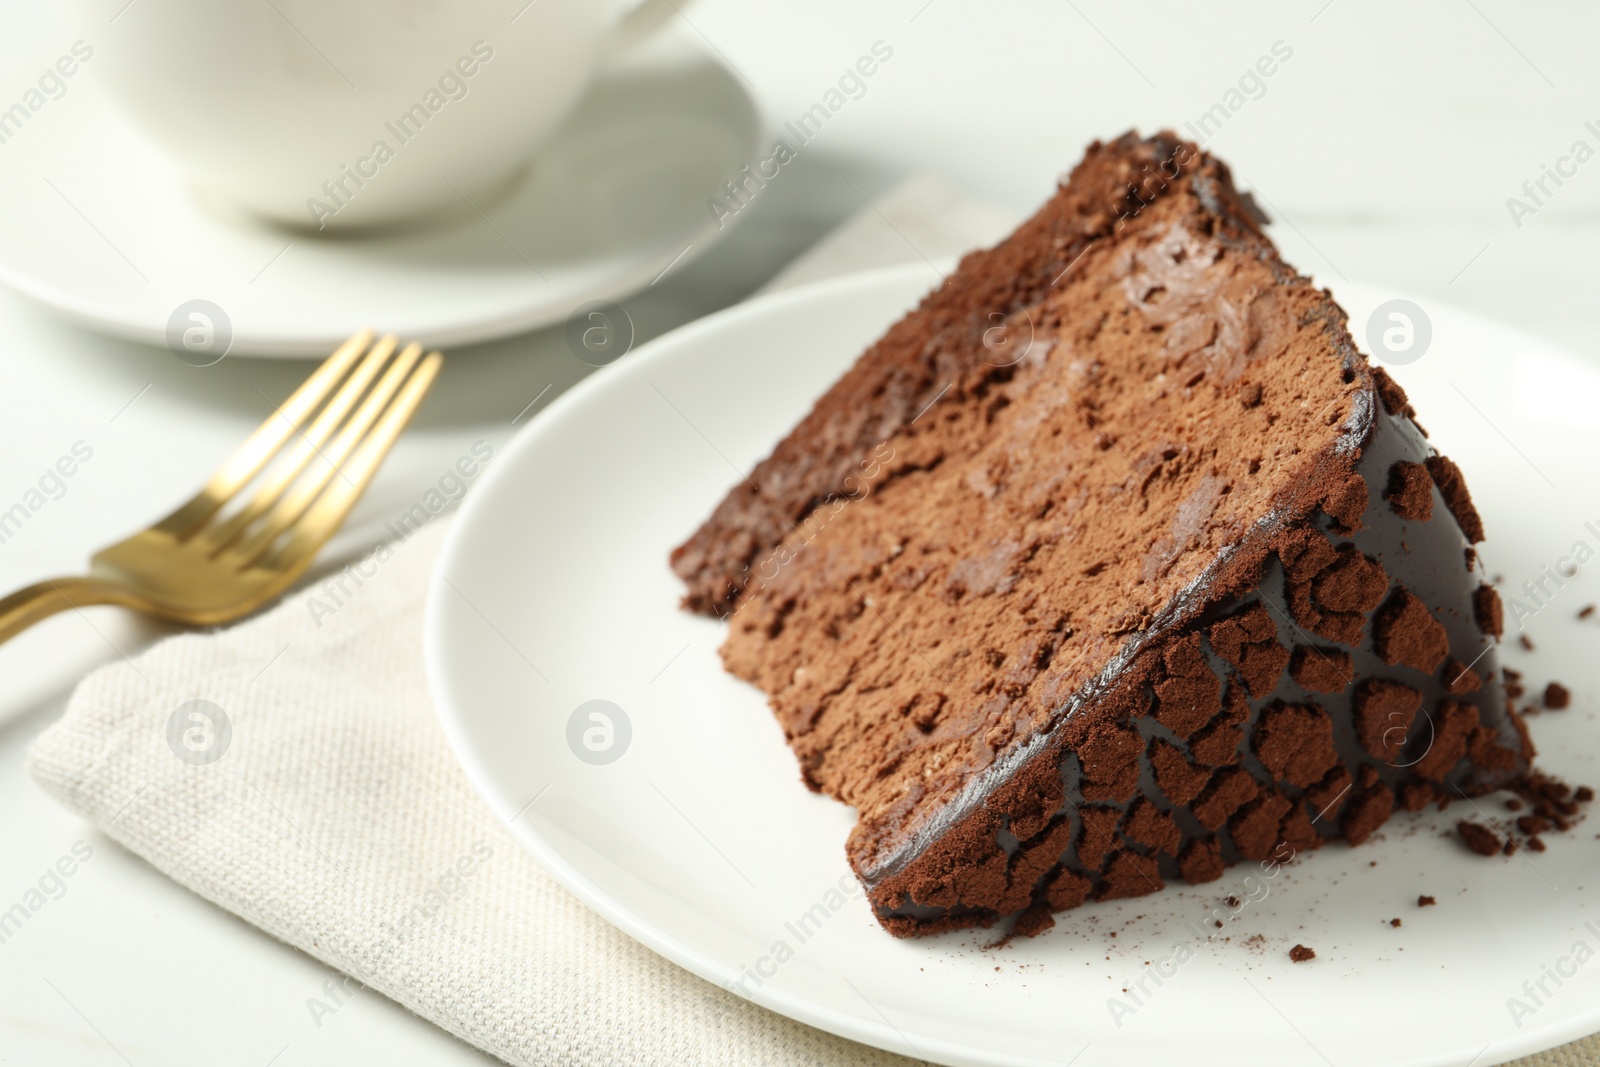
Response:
25,176,1597,1067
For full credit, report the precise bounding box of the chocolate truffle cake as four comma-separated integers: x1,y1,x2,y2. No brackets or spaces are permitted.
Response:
671,131,1533,937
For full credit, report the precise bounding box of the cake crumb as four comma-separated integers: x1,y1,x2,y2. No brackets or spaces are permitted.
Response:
1009,901,1055,940
1418,895,1436,907
1579,605,1595,619
1289,944,1316,963
1519,635,1535,651
1457,821,1502,856
1544,683,1570,710
1390,918,1402,928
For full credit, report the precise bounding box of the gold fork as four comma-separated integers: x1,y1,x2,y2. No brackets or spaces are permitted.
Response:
0,330,442,645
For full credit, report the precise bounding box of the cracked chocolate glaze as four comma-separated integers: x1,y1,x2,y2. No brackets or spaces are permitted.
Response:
864,398,1526,934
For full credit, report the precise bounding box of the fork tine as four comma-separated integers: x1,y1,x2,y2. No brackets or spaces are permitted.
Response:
154,328,376,538
260,351,443,574
228,343,427,565
192,334,399,552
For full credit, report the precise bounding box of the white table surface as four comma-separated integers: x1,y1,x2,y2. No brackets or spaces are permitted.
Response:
2,2,1598,1064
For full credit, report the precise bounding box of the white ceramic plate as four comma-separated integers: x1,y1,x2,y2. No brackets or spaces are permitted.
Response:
426,261,1600,1067
0,15,758,357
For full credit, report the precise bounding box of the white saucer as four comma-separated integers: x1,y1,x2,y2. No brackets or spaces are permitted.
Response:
0,22,759,357
426,260,1600,1067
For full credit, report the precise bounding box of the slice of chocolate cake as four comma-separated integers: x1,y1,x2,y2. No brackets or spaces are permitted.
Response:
671,131,1534,937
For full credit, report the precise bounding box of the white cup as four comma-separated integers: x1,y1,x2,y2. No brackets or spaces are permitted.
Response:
69,0,679,231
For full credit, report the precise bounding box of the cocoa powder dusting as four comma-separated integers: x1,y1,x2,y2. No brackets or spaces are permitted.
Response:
1422,455,1485,543
1383,460,1433,522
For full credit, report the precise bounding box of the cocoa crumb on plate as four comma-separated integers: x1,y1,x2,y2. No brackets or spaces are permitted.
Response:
1457,821,1502,856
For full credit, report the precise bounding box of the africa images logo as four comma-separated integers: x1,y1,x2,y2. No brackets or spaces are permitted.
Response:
566,700,631,765
166,700,231,765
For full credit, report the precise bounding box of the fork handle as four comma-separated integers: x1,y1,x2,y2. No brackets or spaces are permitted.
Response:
0,578,147,646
